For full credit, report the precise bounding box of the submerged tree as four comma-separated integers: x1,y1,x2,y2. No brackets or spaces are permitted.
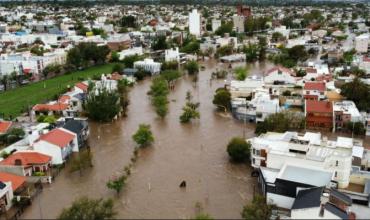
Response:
84,86,121,122
58,197,116,220
226,137,251,163
179,91,200,123
212,88,231,112
132,124,154,147
106,175,126,196
148,77,170,118
242,195,275,220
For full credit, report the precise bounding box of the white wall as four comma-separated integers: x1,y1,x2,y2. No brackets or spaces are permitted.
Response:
33,141,63,165
267,192,295,209
264,71,296,84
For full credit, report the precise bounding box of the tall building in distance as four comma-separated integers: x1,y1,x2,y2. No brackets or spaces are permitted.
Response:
233,15,245,33
236,5,252,17
189,9,201,37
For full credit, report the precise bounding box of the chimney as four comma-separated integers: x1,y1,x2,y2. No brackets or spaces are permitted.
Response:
14,159,22,166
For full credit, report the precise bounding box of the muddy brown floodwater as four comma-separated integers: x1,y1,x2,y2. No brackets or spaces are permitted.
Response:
22,60,274,219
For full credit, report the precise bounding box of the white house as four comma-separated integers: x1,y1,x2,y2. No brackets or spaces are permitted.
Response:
355,34,369,53
229,76,264,98
118,47,143,60
165,47,186,64
359,56,370,74
33,128,78,165
133,58,161,75
0,180,13,211
264,66,296,85
232,89,280,123
189,9,201,37
249,131,357,189
212,19,221,32
259,163,334,209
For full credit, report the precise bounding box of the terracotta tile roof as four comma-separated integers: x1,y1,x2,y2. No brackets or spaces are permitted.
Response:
32,103,69,112
306,100,333,113
75,82,88,93
304,81,326,91
0,172,26,191
58,95,71,104
0,121,12,134
0,152,51,166
267,66,295,76
38,128,75,148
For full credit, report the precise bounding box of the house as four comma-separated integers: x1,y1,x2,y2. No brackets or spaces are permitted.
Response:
233,15,244,33
118,47,143,60
291,187,355,219
333,101,363,131
303,81,326,100
0,172,26,210
232,89,280,123
133,58,161,75
106,34,131,51
33,128,78,165
0,121,12,134
212,19,221,32
305,100,333,131
62,118,89,148
264,66,296,85
228,76,264,98
74,82,89,94
258,163,335,209
0,151,52,181
165,47,187,64
0,180,14,211
359,56,370,74
250,131,355,189
355,34,369,53
31,102,69,121
236,5,252,17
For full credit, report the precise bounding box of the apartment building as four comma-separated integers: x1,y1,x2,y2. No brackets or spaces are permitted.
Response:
189,9,201,37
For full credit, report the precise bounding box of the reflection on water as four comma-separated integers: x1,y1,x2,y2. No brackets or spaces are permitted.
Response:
22,60,275,219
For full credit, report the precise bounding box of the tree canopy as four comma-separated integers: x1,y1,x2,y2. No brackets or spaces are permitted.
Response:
132,124,154,147
58,197,116,220
227,137,251,162
212,88,231,111
85,87,121,122
340,78,370,112
242,195,275,220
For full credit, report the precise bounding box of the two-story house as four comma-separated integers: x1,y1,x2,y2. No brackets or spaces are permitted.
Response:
33,128,78,165
305,100,333,131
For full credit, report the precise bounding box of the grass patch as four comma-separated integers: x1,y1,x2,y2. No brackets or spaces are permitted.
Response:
0,63,115,118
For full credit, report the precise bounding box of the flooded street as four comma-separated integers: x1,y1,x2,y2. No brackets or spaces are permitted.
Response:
22,60,274,219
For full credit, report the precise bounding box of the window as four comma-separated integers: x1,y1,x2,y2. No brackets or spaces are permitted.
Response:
335,160,339,167
334,171,337,177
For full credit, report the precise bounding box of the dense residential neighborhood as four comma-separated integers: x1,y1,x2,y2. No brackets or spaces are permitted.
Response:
0,0,369,219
